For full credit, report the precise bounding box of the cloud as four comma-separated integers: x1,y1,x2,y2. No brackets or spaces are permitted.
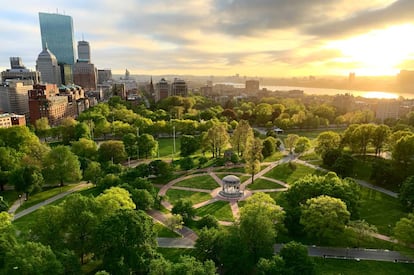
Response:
306,0,414,38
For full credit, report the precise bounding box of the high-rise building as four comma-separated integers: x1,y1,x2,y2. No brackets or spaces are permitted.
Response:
155,78,170,101
1,57,40,84
97,69,112,84
77,40,90,62
73,40,97,90
36,45,62,85
171,78,188,97
245,80,259,93
0,80,33,118
39,12,76,65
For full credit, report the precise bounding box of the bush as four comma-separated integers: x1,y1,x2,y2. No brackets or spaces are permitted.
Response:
198,214,219,229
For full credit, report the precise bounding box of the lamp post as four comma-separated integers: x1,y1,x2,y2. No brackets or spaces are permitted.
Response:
18,194,22,205
173,125,176,156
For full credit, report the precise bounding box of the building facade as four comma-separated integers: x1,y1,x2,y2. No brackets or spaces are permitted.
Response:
97,69,112,84
36,46,62,85
39,12,76,66
155,78,170,101
171,78,188,97
73,62,97,91
0,113,26,128
77,40,90,62
0,80,33,118
1,57,40,84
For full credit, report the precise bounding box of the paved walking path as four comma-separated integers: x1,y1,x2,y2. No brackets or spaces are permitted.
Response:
274,244,413,263
10,182,92,221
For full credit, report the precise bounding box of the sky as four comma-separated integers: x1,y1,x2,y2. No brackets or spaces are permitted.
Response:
1,0,414,77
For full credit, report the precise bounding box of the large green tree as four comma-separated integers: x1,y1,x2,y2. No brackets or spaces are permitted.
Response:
172,199,196,224
399,176,414,211
98,140,127,164
284,134,299,154
300,195,350,243
279,241,315,275
138,133,158,159
9,165,44,200
239,193,285,262
393,213,414,245
43,145,82,186
203,123,230,158
315,131,341,158
244,137,263,183
94,209,157,274
230,120,252,157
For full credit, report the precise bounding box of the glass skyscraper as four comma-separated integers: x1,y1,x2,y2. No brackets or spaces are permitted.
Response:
39,12,76,65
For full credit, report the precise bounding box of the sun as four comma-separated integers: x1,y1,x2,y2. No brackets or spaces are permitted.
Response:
327,24,414,75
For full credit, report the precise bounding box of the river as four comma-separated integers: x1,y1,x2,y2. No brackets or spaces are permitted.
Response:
215,82,414,99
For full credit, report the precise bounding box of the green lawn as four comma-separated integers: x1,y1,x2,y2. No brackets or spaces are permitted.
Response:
264,162,325,184
214,166,246,173
359,186,407,234
248,178,286,190
196,201,234,222
157,248,195,262
263,151,285,162
0,188,19,207
313,258,414,275
166,189,211,205
174,175,220,190
154,222,180,238
149,173,183,185
15,184,76,213
158,137,181,158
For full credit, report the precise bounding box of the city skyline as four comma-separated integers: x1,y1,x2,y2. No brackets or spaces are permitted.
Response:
1,0,414,77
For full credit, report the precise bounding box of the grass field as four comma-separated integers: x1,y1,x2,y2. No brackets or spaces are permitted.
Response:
264,162,325,184
166,189,211,205
196,201,234,222
158,137,181,158
248,178,286,190
359,186,407,234
313,258,414,275
263,151,285,162
15,184,76,213
174,175,220,189
154,222,180,238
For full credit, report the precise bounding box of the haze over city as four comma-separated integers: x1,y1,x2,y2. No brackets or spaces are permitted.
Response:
1,0,414,77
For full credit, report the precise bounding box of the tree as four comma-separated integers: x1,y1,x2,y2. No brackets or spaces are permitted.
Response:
300,195,350,243
392,134,414,171
62,194,100,264
195,227,221,264
256,255,285,275
180,135,200,156
122,133,138,158
350,124,376,156
254,103,273,126
294,136,311,154
71,138,98,160
165,214,183,232
203,124,230,158
43,145,82,186
29,205,66,249
262,136,276,158
348,220,377,247
239,193,285,262
0,147,20,191
138,133,158,159
83,161,103,185
35,117,51,141
279,241,315,275
198,214,219,229
332,153,355,177
399,176,414,211
148,160,172,178
315,131,341,158
95,187,136,214
180,157,195,170
94,209,157,274
4,242,63,275
172,199,195,224
230,120,253,157
170,256,216,275
9,165,44,200
60,117,78,144
244,137,263,184
393,213,414,245
284,134,299,153
372,124,390,156
98,140,127,164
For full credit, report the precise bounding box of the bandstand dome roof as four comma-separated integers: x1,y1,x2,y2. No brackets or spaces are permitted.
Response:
222,175,240,184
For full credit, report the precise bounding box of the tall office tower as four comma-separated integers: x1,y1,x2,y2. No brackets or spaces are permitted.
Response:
73,40,97,90
0,80,33,118
39,12,76,66
97,69,112,84
77,40,90,62
171,78,188,97
36,46,62,85
1,57,41,84
155,78,170,102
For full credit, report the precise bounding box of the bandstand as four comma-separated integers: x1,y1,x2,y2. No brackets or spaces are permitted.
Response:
219,175,243,199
